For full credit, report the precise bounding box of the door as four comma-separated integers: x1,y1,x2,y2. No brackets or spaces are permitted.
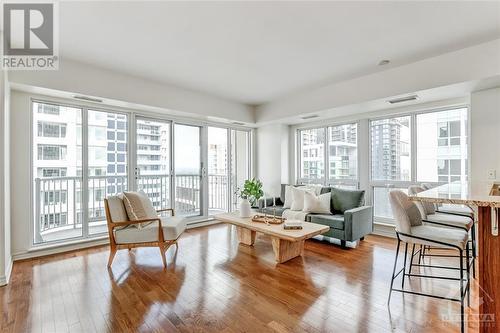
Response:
134,117,172,211
174,123,203,217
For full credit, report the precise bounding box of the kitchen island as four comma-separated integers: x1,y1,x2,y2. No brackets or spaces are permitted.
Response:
412,182,500,333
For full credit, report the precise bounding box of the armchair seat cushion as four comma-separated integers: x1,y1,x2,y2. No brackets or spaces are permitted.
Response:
113,216,187,244
307,214,345,230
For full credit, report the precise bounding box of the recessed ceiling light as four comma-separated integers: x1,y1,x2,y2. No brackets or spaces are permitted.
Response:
378,59,390,66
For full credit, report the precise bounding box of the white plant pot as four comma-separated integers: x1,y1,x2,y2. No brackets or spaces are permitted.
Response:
239,199,252,218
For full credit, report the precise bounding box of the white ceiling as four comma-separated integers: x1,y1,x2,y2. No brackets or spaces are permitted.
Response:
59,1,500,105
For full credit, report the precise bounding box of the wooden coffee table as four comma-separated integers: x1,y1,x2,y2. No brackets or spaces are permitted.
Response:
215,212,330,263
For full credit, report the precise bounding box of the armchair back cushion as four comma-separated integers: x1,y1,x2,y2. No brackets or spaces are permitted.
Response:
122,191,157,228
106,195,129,222
331,188,365,213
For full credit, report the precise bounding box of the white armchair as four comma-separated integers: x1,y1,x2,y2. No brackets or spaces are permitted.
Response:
104,193,186,268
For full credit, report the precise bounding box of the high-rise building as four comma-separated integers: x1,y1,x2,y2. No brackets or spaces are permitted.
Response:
370,118,411,181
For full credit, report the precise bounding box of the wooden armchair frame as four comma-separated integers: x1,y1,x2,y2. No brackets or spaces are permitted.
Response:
104,199,179,268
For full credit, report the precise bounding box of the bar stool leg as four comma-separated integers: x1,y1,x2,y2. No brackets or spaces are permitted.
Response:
418,245,423,264
471,221,476,279
388,238,401,305
459,248,465,333
409,243,416,275
402,243,408,289
466,242,471,307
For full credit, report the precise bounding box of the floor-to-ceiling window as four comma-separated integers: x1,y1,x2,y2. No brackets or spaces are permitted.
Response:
135,117,171,211
370,107,468,223
174,124,202,217
230,129,251,211
32,99,253,245
33,101,83,244
370,116,411,221
297,123,358,188
207,127,229,214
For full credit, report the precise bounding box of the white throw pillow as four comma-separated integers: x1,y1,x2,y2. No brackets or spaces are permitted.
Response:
122,190,157,229
290,187,305,211
290,187,313,211
304,184,322,195
303,191,331,214
283,185,293,209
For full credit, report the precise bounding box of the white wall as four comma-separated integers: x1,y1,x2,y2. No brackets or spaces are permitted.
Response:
256,39,500,123
256,124,290,197
9,58,255,124
10,91,31,258
470,87,500,194
0,69,12,286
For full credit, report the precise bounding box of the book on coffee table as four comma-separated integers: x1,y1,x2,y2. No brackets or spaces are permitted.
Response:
283,221,303,230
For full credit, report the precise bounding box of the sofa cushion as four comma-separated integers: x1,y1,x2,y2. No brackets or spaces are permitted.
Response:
307,214,345,230
303,191,331,214
283,185,293,208
113,216,186,244
331,188,365,213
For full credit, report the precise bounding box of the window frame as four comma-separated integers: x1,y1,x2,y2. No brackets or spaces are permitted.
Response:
30,96,255,248
369,105,470,224
296,121,360,188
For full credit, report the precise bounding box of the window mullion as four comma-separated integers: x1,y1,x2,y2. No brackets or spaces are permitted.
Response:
82,108,89,238
323,126,328,185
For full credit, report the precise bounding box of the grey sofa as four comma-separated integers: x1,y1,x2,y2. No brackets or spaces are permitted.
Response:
258,184,373,248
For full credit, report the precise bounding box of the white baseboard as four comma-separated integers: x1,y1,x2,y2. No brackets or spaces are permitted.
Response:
12,238,110,261
0,258,13,286
372,222,396,238
11,219,222,262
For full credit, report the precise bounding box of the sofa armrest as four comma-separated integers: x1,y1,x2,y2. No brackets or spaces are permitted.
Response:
344,205,373,242
257,197,283,209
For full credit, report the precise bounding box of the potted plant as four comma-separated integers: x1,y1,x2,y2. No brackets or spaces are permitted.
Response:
235,178,263,217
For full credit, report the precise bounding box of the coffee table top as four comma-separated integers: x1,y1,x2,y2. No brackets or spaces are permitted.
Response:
215,212,330,242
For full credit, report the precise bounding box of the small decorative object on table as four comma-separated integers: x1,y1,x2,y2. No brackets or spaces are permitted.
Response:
251,214,286,224
283,221,303,230
235,178,263,218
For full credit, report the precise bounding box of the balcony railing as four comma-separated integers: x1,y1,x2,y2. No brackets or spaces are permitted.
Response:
34,174,230,242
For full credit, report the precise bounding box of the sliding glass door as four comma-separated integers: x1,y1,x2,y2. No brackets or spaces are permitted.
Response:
32,100,252,245
33,101,83,244
207,127,229,214
87,110,128,235
32,101,129,244
135,117,172,210
174,124,203,217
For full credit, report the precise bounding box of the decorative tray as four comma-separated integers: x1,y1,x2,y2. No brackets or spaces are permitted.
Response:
251,214,286,224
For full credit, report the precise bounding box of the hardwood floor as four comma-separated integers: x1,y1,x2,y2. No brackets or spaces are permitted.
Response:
1,223,479,333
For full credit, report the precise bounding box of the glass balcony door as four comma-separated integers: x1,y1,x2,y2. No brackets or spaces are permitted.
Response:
207,127,229,215
134,117,172,211
174,123,203,217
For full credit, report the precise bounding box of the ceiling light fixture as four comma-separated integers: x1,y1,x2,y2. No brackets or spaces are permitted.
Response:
378,59,390,66
388,95,418,104
73,95,103,103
